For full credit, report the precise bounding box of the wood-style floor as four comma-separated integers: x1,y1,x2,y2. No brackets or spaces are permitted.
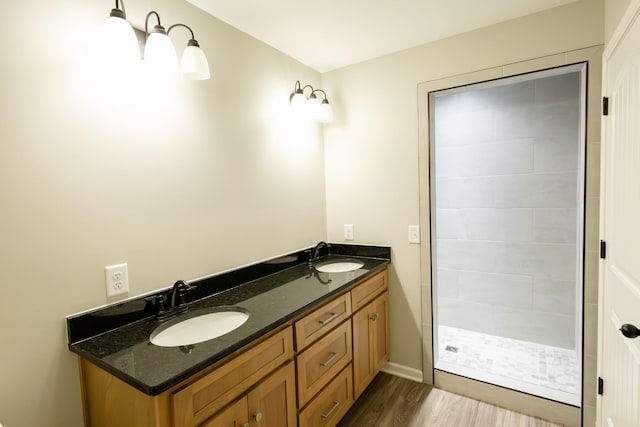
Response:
337,373,564,427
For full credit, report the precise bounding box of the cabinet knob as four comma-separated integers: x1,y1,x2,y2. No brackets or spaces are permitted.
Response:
370,313,379,321
253,412,263,422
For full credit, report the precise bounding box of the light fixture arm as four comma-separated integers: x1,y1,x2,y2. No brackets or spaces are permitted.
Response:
312,89,328,102
167,23,200,47
144,11,165,42
110,0,128,19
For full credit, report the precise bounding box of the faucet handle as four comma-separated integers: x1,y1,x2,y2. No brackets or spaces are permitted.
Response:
145,293,169,318
175,281,197,308
305,249,314,264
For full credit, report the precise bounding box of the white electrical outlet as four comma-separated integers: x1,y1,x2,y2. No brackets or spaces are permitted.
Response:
408,225,420,244
344,224,354,241
105,263,129,298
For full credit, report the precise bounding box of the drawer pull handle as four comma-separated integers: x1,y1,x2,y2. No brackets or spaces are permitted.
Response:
320,352,339,367
319,312,339,325
321,401,341,419
253,412,263,422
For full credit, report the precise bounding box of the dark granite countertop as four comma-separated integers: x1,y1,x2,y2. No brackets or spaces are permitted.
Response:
67,244,390,396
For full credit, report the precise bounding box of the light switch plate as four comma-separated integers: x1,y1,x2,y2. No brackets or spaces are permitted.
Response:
105,263,129,298
408,225,420,244
344,224,354,241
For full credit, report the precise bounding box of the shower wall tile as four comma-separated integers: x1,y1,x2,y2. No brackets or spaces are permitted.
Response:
533,277,576,316
497,242,576,281
435,139,534,178
462,208,533,242
534,102,581,141
437,240,576,281
494,105,538,139
535,73,580,105
534,208,577,243
435,209,462,239
435,177,494,208
436,239,496,272
533,311,575,349
437,297,495,333
490,307,538,343
494,173,577,208
491,80,536,108
434,108,494,147
459,271,533,310
436,269,459,299
534,137,579,173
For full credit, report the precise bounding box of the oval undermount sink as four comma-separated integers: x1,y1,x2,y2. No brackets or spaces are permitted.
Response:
150,307,249,347
315,259,365,273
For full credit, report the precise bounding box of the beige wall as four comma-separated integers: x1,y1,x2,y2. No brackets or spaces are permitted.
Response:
0,1,324,426
322,0,603,386
605,0,633,43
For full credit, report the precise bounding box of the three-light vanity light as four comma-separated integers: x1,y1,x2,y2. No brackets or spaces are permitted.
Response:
289,81,333,123
103,0,211,80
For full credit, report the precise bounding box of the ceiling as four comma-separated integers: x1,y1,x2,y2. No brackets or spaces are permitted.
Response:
185,0,579,73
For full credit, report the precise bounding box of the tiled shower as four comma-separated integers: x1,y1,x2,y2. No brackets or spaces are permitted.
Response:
430,66,584,406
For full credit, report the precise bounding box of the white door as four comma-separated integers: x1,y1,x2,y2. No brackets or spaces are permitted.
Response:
598,5,640,427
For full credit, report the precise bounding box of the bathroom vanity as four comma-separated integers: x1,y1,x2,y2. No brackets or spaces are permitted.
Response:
67,244,390,427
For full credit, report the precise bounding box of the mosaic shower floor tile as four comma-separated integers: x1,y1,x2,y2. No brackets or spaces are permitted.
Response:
437,325,580,404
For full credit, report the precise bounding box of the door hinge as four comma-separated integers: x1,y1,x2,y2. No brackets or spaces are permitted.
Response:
598,377,604,395
600,240,607,259
603,97,609,116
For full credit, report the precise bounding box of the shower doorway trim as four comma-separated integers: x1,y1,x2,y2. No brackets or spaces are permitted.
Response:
417,45,603,427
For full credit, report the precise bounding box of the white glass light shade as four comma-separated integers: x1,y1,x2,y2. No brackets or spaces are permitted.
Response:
102,14,139,64
290,91,307,112
181,45,210,80
308,95,322,120
144,31,177,72
320,101,333,123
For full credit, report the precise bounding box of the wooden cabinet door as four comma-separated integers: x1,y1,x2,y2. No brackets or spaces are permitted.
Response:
352,291,390,399
372,292,390,373
247,361,297,427
201,397,248,427
352,304,374,399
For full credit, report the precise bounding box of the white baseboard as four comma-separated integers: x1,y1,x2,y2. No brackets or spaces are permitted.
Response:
381,362,423,383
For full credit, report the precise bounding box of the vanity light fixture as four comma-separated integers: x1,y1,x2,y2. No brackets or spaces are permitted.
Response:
289,80,333,122
102,1,211,80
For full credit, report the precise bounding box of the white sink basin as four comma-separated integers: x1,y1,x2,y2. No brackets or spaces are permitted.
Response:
315,260,364,273
150,307,249,347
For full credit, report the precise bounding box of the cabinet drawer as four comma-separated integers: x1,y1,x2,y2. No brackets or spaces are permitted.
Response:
297,320,352,407
295,293,351,351
351,270,387,313
172,326,294,427
298,364,353,427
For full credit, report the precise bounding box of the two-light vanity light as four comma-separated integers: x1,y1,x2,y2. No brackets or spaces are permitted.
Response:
103,0,210,80
290,81,333,123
